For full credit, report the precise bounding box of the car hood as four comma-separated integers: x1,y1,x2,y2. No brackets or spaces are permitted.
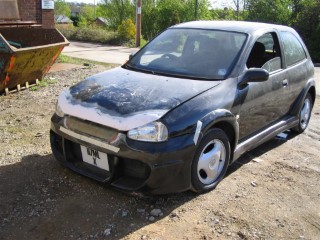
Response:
58,67,221,131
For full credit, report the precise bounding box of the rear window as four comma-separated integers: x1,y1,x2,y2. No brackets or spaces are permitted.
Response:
281,32,306,67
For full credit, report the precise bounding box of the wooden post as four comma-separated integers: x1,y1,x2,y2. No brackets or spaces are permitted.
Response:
194,0,199,20
136,0,142,48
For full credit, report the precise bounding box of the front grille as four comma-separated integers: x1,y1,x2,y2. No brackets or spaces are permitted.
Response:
111,157,151,190
122,158,150,179
64,116,119,142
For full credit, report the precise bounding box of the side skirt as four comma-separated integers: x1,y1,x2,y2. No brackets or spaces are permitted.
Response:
232,116,298,162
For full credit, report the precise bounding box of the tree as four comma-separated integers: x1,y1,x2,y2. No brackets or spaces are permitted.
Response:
182,0,211,21
100,0,135,30
141,0,159,40
54,0,71,16
81,5,96,22
158,0,211,32
292,0,320,62
232,0,247,20
73,5,96,27
211,7,238,20
246,0,292,25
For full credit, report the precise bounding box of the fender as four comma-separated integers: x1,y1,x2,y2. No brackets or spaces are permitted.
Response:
195,109,239,160
289,78,316,116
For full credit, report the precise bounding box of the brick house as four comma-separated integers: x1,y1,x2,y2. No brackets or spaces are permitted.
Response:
0,0,55,29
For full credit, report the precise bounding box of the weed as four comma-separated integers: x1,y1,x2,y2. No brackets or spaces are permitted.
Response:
38,81,48,87
47,79,57,85
30,86,39,91
57,54,117,68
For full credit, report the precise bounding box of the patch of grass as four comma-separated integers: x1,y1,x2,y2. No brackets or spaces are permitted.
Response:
30,86,39,91
47,79,57,85
6,127,20,134
57,54,117,68
38,81,48,87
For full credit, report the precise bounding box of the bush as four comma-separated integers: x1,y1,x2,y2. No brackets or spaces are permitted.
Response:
117,19,136,42
57,26,121,45
140,37,148,48
57,25,146,48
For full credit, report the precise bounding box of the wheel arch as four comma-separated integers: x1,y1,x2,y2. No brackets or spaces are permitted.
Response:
199,109,239,162
290,79,316,116
309,85,316,106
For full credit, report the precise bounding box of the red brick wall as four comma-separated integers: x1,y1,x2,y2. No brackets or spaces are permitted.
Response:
18,0,54,29
42,10,54,29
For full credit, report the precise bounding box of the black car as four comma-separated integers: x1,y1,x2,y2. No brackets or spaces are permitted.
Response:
50,21,316,194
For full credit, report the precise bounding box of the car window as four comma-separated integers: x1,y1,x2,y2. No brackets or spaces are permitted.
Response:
127,28,247,80
247,32,282,73
280,31,306,67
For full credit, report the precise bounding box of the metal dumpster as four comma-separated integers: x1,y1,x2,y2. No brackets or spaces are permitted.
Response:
0,26,69,94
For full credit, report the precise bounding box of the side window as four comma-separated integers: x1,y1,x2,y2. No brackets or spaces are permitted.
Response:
280,31,306,66
247,32,282,73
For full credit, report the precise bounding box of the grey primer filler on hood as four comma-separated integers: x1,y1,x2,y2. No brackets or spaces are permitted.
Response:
58,67,221,131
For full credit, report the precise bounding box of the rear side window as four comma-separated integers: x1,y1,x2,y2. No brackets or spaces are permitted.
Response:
281,32,306,67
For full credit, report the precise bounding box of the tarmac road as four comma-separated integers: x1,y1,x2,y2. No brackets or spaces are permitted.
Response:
62,41,139,65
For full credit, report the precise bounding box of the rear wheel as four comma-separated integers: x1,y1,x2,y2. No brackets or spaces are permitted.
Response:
292,93,313,133
191,128,230,193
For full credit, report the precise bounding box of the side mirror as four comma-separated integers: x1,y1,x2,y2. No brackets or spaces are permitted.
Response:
239,68,269,86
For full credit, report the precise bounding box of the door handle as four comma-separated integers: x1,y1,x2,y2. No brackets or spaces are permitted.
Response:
282,79,288,88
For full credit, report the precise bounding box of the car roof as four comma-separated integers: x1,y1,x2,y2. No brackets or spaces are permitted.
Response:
171,21,293,34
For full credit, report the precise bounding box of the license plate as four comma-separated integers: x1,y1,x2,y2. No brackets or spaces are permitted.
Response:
80,146,109,171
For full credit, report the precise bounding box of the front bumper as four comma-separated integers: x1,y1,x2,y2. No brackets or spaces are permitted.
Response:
50,114,196,194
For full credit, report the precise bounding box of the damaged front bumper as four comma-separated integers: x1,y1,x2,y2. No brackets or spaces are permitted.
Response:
50,114,196,194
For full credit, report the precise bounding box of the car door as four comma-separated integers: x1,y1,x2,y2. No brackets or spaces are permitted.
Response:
237,32,291,140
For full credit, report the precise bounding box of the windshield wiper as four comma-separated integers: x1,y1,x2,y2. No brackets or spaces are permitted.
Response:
123,64,156,75
150,71,220,81
123,64,223,80
123,63,136,70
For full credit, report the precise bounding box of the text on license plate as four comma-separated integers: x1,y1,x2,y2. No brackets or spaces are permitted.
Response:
80,146,109,171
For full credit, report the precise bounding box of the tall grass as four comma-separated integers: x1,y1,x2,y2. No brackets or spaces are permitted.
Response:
58,26,121,45
57,26,147,48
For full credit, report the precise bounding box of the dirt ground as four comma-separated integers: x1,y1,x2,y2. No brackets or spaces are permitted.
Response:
0,64,319,240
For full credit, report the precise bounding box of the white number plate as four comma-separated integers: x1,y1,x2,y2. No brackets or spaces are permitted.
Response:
80,146,109,171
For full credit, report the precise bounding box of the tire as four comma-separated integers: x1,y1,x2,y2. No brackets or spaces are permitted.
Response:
191,128,230,193
292,93,313,133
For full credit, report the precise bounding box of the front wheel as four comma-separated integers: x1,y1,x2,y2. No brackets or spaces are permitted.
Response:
191,128,230,193
292,93,313,133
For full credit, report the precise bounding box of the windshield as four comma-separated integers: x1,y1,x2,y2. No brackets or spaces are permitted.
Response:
126,28,247,80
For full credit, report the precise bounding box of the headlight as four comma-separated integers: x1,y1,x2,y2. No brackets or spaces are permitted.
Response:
127,121,168,142
55,100,64,117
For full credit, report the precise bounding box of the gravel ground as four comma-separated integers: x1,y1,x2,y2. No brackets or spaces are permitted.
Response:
0,64,319,240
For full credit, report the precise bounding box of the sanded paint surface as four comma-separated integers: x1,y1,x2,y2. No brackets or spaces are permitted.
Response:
58,67,221,131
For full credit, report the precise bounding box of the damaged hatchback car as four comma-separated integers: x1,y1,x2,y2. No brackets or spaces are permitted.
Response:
50,21,315,194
